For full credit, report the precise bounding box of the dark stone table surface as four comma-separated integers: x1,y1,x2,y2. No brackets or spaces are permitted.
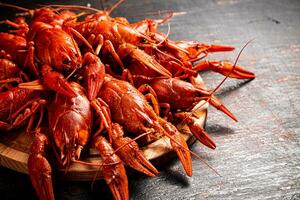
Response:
0,0,299,199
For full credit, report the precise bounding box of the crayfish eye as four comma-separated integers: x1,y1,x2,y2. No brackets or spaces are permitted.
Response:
140,38,148,44
63,58,71,65
143,120,151,127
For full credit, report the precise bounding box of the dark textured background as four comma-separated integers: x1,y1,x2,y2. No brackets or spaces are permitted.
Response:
0,0,299,199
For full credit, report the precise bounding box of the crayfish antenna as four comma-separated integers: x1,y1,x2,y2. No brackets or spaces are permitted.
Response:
107,0,125,15
134,10,174,24
0,3,34,16
156,10,174,24
41,4,101,12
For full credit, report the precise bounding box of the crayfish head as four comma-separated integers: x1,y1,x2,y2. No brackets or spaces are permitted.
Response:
31,8,57,24
34,27,82,75
59,41,82,75
85,11,110,21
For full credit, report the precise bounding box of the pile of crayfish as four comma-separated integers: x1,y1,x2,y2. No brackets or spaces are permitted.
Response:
0,1,255,200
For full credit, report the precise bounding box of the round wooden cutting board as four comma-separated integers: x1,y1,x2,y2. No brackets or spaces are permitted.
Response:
0,76,208,181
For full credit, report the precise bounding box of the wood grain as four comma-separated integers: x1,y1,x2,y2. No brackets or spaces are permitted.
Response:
0,0,299,199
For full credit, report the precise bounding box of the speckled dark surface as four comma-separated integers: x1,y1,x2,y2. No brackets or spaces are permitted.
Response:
0,0,299,199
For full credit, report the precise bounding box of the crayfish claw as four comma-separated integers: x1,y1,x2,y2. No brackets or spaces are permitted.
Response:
28,132,55,200
41,64,77,97
18,79,46,90
175,112,216,149
82,52,105,100
228,63,256,79
170,133,193,176
129,151,158,177
195,60,255,79
114,138,159,177
192,130,216,149
188,119,216,149
209,95,238,122
157,119,193,176
118,43,172,78
94,136,129,200
111,123,158,177
206,44,235,52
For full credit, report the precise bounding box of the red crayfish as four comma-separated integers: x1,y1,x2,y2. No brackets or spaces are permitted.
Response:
0,2,255,200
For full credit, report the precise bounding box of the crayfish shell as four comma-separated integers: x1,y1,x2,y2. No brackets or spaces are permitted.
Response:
0,76,208,181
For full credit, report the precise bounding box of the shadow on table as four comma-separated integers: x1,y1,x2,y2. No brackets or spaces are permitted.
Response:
205,124,236,136
216,79,254,98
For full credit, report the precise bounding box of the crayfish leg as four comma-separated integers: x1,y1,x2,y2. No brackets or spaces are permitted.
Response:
24,41,39,78
28,132,55,200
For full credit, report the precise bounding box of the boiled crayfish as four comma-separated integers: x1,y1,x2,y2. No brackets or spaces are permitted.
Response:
0,1,255,200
